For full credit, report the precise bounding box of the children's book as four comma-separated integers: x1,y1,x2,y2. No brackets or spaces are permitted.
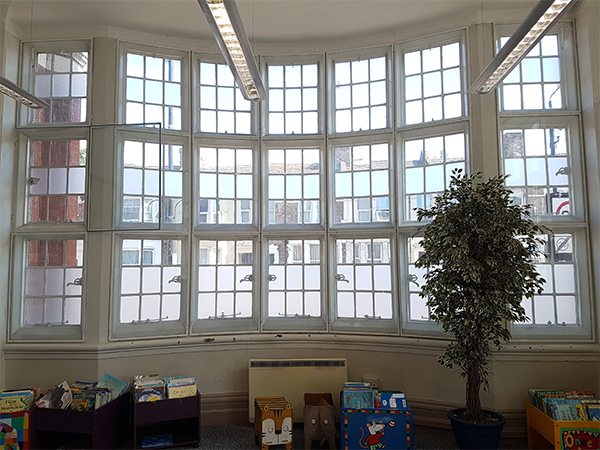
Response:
36,381,72,409
587,405,600,421
0,390,34,413
96,373,129,398
135,386,165,402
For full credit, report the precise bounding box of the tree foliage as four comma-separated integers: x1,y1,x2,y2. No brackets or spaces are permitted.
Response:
415,170,546,422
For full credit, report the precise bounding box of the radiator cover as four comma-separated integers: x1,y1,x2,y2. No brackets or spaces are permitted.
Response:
248,358,348,422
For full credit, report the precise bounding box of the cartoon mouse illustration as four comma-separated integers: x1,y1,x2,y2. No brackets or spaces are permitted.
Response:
359,420,395,450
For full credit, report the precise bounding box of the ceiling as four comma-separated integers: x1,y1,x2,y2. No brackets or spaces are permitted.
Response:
5,0,540,45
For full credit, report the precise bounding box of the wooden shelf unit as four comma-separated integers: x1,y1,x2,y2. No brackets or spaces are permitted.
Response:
133,392,201,449
31,392,131,449
526,401,599,449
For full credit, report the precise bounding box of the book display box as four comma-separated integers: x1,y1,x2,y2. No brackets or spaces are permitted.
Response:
0,410,31,449
31,392,131,449
342,407,413,450
133,391,201,449
526,402,600,450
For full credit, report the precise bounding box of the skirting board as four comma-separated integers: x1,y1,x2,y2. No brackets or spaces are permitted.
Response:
200,392,527,438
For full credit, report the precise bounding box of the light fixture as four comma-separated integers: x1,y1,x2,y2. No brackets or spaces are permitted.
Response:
197,0,267,101
0,75,49,108
470,0,577,94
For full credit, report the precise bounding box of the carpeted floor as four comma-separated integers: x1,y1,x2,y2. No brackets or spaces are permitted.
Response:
189,423,529,449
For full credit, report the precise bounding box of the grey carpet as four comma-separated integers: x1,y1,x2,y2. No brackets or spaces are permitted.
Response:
186,423,528,450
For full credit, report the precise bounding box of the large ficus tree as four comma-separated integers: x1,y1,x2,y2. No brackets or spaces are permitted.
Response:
415,170,546,423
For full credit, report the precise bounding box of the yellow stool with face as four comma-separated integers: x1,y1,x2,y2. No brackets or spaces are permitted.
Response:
254,396,293,450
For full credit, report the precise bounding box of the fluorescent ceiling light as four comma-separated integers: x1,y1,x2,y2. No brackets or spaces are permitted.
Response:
197,0,267,101
0,75,49,108
470,0,577,94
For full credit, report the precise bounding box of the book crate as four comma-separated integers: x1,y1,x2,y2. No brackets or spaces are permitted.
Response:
526,401,600,449
31,391,130,449
133,391,201,449
0,410,31,449
341,407,413,450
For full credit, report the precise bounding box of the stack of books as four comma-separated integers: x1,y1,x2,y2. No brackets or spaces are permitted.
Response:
342,382,374,409
165,376,197,399
134,374,166,402
0,388,39,413
529,389,600,421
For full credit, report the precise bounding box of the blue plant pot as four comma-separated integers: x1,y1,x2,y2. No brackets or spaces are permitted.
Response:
447,409,506,450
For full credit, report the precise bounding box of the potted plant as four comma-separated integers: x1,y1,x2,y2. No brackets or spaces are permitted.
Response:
415,170,546,449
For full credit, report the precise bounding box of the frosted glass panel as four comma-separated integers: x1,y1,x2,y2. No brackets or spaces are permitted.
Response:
198,293,215,319
375,293,393,319
356,292,373,317
140,295,160,320
374,265,391,290
45,268,64,295
142,267,161,293
269,292,285,316
338,292,355,318
49,168,67,194
162,294,180,320
120,296,139,323
122,267,140,294
355,266,372,290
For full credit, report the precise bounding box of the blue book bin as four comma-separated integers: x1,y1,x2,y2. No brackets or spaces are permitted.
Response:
341,407,413,450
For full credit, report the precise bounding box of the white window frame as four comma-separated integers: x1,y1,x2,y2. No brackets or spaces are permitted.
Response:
495,22,578,114
328,133,395,230
111,233,189,340
327,46,393,136
329,231,398,333
499,115,585,224
9,233,86,341
194,53,259,136
113,128,188,231
510,227,592,340
261,234,328,332
118,42,190,132
395,29,467,128
194,137,259,232
190,235,259,334
261,54,326,137
14,129,89,231
19,40,92,127
262,139,326,232
399,233,444,335
396,121,470,225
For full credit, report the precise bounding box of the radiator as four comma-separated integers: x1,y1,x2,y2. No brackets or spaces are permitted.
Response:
248,358,348,422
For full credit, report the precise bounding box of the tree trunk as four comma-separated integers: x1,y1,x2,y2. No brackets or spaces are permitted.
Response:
466,363,484,422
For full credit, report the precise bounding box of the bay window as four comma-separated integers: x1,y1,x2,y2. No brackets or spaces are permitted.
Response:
9,22,592,342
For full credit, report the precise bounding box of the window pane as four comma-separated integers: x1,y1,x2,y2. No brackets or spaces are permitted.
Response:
334,55,388,132
125,52,182,130
500,33,563,111
402,42,462,124
334,143,390,224
267,62,320,135
267,148,321,225
27,139,87,224
403,133,466,221
267,239,321,318
501,127,571,217
335,238,393,320
32,50,89,124
24,239,83,326
199,146,253,225
119,238,181,323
